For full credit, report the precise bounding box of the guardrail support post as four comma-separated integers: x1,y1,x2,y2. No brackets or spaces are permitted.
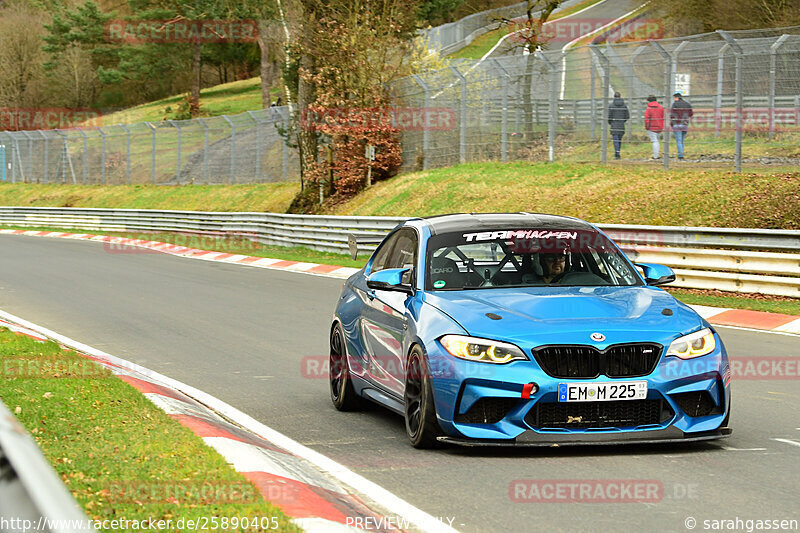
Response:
648,40,671,170
222,115,236,183
120,124,131,184
145,122,156,184
536,51,558,163
717,30,743,172
590,45,610,164
769,35,790,140
450,66,467,165
715,43,729,139
96,127,107,184
411,75,431,170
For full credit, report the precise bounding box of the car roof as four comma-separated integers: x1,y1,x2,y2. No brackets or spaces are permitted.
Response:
409,213,595,235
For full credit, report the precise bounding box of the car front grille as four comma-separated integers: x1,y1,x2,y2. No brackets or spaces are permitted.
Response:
533,343,662,378
525,399,673,429
454,397,518,424
670,391,720,417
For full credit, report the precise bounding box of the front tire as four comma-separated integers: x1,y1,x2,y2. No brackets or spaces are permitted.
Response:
330,323,362,411
404,346,444,448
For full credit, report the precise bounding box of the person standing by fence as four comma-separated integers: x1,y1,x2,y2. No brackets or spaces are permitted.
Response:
670,92,693,160
644,95,664,159
608,92,630,160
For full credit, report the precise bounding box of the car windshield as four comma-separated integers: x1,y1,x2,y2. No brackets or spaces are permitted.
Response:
425,228,642,290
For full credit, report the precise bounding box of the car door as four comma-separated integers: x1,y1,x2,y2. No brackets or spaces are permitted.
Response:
360,228,417,398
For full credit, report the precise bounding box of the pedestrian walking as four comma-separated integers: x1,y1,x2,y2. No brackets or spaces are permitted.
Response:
608,92,629,160
644,95,664,159
670,92,693,160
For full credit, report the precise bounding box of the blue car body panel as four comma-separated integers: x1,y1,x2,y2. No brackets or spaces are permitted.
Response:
333,214,731,445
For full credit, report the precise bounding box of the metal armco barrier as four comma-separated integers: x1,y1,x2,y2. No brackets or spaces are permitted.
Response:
0,207,798,297
0,398,95,532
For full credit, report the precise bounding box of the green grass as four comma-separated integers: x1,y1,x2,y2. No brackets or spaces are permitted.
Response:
664,288,800,316
330,161,800,229
98,78,279,125
0,183,299,213
0,329,300,532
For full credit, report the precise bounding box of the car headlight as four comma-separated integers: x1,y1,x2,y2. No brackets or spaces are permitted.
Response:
439,335,528,364
666,328,716,359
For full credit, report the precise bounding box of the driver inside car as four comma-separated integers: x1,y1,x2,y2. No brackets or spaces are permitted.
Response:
540,250,568,284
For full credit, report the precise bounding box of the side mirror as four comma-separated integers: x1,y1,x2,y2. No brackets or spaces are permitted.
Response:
636,263,676,286
366,268,414,295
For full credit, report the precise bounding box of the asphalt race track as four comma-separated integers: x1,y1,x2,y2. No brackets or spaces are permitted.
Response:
1,234,798,533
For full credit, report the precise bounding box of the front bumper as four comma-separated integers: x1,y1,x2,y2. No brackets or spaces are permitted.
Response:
427,334,731,442
438,426,732,447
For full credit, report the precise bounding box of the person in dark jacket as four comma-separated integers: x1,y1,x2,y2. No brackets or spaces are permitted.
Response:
644,95,665,159
608,92,630,160
670,92,693,160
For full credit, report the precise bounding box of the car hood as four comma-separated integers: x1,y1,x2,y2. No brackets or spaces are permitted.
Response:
423,286,703,348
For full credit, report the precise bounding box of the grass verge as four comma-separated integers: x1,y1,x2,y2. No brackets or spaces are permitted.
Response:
0,328,300,532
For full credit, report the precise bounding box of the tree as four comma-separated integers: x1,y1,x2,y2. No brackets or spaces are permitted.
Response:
0,2,48,111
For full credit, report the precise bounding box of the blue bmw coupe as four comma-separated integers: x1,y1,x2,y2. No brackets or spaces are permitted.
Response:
330,213,732,448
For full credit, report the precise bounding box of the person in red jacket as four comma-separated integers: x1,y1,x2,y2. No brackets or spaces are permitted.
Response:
644,95,664,159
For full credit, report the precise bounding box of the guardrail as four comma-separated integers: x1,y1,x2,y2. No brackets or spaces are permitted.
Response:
0,398,95,532
0,207,798,297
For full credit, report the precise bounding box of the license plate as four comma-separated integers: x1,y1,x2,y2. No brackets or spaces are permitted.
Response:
558,381,647,402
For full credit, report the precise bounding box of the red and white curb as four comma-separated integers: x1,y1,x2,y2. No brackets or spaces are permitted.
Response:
2,228,798,335
0,310,459,533
0,229,361,279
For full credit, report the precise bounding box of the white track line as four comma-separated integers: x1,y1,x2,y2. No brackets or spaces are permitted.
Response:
0,308,459,533
772,438,800,449
559,2,648,100
433,0,610,99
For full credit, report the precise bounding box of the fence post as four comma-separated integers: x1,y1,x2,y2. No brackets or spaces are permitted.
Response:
197,118,209,183
168,120,182,183
145,122,156,184
22,131,33,183
247,111,262,181
590,55,596,140
491,59,510,162
411,75,430,170
717,30,743,173
536,51,558,163
11,136,24,183
450,66,467,164
716,43,729,139
280,109,289,181
590,45,610,164
671,41,689,97
648,40,671,170
222,115,236,183
77,129,87,184
120,124,131,184
629,45,648,131
769,35,790,140
97,127,106,184
40,131,48,183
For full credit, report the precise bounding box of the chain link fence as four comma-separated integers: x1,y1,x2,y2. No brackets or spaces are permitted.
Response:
395,26,800,172
0,107,298,185
2,27,800,186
